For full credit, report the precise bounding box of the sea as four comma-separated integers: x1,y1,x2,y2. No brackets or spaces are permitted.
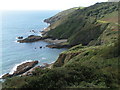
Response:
0,10,67,77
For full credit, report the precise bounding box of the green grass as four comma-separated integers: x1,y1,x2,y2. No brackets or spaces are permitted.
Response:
45,2,118,46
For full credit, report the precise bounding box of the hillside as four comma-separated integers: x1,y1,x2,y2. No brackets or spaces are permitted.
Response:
43,7,82,33
2,39,119,88
2,2,119,89
44,7,80,24
44,2,118,46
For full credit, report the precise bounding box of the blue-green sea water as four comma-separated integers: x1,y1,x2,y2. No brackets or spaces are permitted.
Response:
0,11,66,77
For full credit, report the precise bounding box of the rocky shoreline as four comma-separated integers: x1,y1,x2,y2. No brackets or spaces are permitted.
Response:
17,34,70,48
2,21,70,79
1,22,70,79
1,61,54,79
21,63,53,76
16,17,71,49
17,35,44,43
44,39,67,44
46,44,71,49
2,61,38,79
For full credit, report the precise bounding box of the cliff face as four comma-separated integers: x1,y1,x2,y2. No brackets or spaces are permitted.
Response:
53,52,80,67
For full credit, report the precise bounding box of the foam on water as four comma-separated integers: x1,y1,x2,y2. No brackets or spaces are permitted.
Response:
13,40,19,43
41,57,46,60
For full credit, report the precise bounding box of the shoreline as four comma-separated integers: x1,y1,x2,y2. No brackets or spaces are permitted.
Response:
44,38,67,44
1,61,39,79
16,19,68,46
1,60,55,79
1,20,68,79
1,12,68,81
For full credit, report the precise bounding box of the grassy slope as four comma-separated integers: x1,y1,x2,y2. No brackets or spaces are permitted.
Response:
44,7,79,24
3,40,119,88
44,8,79,31
45,2,118,46
2,2,119,89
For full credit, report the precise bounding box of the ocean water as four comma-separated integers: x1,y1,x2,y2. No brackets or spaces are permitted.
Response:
0,11,66,76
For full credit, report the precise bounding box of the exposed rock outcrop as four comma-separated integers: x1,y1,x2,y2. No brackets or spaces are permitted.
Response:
2,61,38,78
44,39,67,44
46,44,70,49
44,38,70,48
21,63,53,76
17,36,23,39
2,73,13,79
17,35,43,43
53,52,80,67
13,61,38,76
21,66,41,76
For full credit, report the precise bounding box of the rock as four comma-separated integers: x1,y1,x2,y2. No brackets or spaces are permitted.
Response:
18,36,23,39
17,35,43,43
21,66,41,76
32,30,35,33
21,63,54,76
46,44,70,49
43,63,50,67
46,44,57,48
2,61,39,78
13,61,38,76
30,30,36,33
44,38,67,44
53,52,80,67
2,73,13,79
28,35,35,38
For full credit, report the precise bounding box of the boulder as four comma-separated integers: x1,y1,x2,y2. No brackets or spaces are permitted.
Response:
40,46,42,48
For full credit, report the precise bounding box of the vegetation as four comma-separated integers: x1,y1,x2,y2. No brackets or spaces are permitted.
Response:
2,2,119,89
45,2,118,46
2,40,120,88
